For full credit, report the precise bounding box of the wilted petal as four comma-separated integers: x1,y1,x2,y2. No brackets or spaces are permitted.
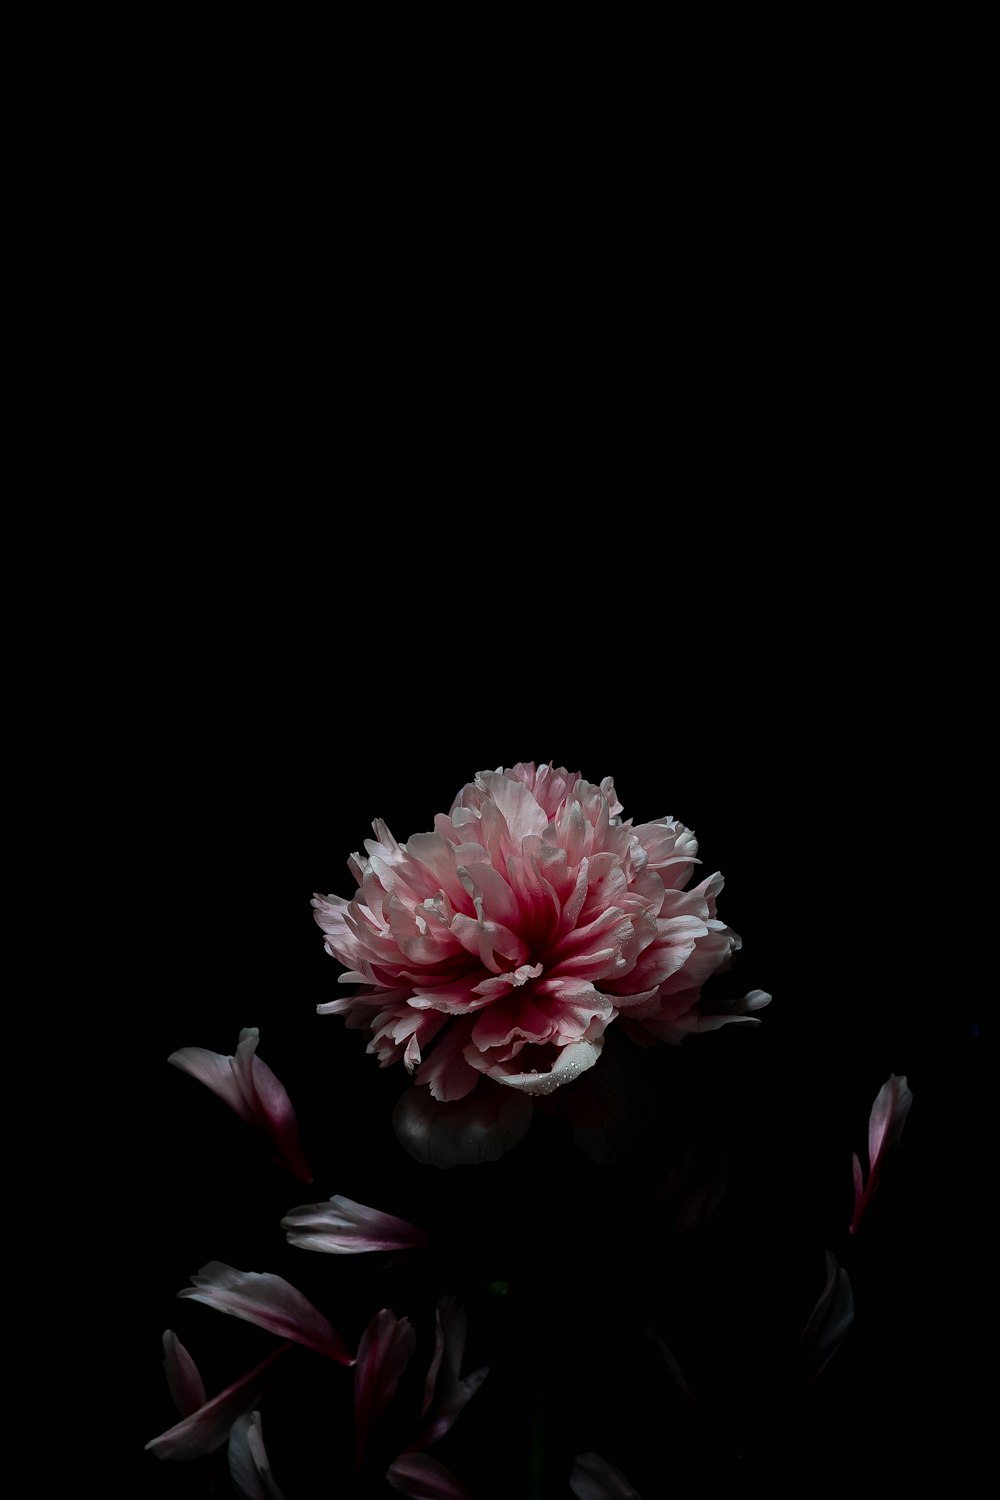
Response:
415,1296,489,1449
179,1263,354,1365
393,1082,533,1168
387,1453,474,1500
850,1073,913,1234
162,1329,207,1416
570,1451,643,1500
146,1343,291,1460
354,1308,417,1467
168,1028,313,1182
800,1251,854,1380
282,1194,430,1255
228,1412,286,1500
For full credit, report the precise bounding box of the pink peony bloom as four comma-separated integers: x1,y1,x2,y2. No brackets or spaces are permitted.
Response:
281,1193,430,1255
178,1261,355,1365
168,1027,313,1182
314,764,768,1164
147,1331,292,1460
850,1073,913,1234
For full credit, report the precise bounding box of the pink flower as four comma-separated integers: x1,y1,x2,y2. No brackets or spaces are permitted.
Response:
314,764,768,1164
178,1261,355,1365
850,1073,914,1234
168,1027,312,1182
281,1193,430,1255
146,1330,292,1460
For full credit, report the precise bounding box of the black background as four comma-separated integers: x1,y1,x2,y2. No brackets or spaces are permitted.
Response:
130,597,982,1497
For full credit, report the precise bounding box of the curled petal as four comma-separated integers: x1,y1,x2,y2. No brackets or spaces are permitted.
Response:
850,1073,913,1234
282,1194,430,1255
168,1028,312,1182
228,1412,286,1500
800,1251,854,1380
354,1309,417,1467
475,1039,604,1096
146,1343,291,1460
570,1451,643,1499
162,1329,206,1416
387,1453,474,1499
393,1082,533,1168
179,1263,353,1365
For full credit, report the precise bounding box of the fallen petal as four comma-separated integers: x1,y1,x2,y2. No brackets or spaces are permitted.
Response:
146,1343,291,1460
355,1308,417,1467
570,1451,643,1499
168,1028,313,1181
228,1412,287,1500
162,1329,206,1416
415,1297,489,1449
387,1453,474,1499
179,1262,354,1365
282,1194,430,1255
800,1250,854,1380
850,1073,913,1233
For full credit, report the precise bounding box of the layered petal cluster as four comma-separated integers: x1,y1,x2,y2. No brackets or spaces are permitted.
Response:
314,765,768,1149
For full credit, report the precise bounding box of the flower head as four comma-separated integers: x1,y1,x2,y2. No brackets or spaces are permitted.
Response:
314,764,768,1163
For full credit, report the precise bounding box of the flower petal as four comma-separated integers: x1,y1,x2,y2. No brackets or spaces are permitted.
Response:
393,1081,533,1168
415,1296,490,1449
167,1044,254,1125
282,1195,430,1255
387,1453,474,1500
850,1073,913,1233
479,1039,603,1096
800,1251,854,1380
178,1263,354,1365
570,1451,643,1499
168,1029,313,1182
354,1308,417,1467
228,1412,286,1500
146,1343,291,1460
162,1329,207,1416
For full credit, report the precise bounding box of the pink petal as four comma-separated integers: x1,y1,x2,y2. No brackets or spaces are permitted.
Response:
570,1451,643,1499
167,1044,255,1126
387,1453,474,1500
393,1081,533,1168
228,1412,286,1500
414,1296,489,1449
178,1262,354,1365
162,1329,207,1416
354,1308,417,1467
168,1029,313,1182
850,1073,913,1233
282,1194,430,1255
800,1251,854,1380
146,1343,291,1460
